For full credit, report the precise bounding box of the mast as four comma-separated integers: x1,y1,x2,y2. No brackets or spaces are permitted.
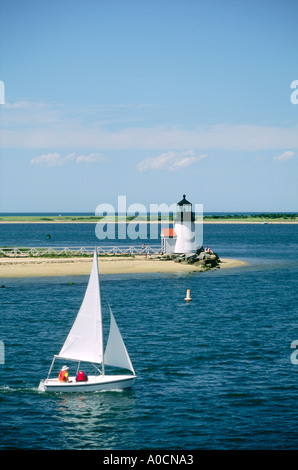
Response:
96,247,105,376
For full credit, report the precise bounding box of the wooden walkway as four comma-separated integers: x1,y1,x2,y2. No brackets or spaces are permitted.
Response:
0,245,163,258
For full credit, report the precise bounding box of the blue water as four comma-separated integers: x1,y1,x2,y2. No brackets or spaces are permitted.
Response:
0,223,297,449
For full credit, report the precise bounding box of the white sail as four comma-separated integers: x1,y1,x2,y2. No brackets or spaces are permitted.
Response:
58,251,103,364
104,307,135,375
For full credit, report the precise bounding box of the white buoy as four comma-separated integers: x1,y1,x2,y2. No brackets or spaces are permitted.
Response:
184,289,192,301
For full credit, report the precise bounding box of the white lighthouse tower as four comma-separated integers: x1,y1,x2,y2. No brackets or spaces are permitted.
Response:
174,195,197,253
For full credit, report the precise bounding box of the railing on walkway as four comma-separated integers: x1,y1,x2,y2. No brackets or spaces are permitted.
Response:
0,245,163,258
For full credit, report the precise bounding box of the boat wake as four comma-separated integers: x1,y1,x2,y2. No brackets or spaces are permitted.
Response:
0,384,43,394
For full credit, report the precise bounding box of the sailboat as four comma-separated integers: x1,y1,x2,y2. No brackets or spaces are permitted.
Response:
38,250,136,392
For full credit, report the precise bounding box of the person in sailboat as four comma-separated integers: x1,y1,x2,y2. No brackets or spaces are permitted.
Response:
59,365,70,382
76,370,88,382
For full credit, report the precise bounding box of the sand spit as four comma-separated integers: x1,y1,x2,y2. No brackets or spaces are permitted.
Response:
0,256,248,278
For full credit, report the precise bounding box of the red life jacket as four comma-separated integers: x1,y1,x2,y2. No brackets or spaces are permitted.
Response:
59,370,68,382
76,370,87,382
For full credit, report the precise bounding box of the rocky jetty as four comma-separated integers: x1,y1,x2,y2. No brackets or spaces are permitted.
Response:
160,248,220,270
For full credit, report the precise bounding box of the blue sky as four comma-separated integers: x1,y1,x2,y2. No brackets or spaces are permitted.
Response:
0,0,297,212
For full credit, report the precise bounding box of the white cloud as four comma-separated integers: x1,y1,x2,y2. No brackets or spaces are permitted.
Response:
30,152,71,167
137,150,207,172
3,100,51,110
3,122,298,152
273,150,295,161
75,152,107,163
2,100,298,152
30,152,107,167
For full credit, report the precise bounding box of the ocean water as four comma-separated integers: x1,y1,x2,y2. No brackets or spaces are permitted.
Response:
0,223,297,450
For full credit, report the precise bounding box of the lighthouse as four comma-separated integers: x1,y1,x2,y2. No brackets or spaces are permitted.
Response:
174,195,197,253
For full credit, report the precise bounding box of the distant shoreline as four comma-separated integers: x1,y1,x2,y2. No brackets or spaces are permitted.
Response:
0,216,297,224
0,221,297,224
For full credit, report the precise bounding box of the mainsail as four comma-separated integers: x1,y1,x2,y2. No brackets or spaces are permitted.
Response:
58,251,103,364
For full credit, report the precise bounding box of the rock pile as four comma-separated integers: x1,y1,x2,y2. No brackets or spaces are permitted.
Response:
160,248,220,269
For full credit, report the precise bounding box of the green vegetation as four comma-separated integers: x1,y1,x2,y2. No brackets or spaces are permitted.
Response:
0,215,170,222
203,213,298,222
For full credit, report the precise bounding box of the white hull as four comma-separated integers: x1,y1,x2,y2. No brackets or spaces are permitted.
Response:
39,374,136,393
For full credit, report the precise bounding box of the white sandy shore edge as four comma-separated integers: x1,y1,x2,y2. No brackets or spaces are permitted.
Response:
0,256,248,278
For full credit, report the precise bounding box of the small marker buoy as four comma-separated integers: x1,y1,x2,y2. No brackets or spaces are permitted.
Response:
184,289,192,301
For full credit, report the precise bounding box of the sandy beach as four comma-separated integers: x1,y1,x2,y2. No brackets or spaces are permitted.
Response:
0,256,248,278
